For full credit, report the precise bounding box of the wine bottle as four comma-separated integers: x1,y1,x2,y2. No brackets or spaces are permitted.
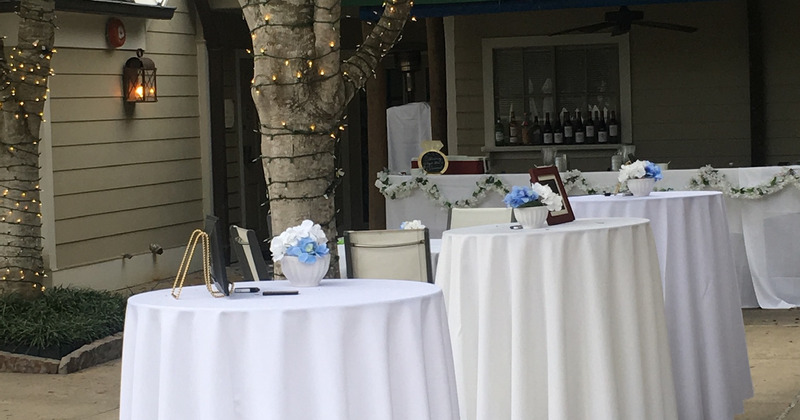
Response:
608,110,620,143
562,111,573,144
574,110,585,144
521,112,531,145
508,111,520,145
532,115,543,145
553,112,564,144
494,117,505,146
597,111,609,144
543,112,553,144
585,111,596,143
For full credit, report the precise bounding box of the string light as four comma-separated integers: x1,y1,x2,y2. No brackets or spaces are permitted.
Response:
236,0,411,252
0,3,56,287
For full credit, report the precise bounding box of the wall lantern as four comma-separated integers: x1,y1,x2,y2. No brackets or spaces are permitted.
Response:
123,49,157,102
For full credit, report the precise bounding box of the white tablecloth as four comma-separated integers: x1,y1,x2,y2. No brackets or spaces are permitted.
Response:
570,192,753,420
119,279,459,420
737,167,800,308
384,166,800,308
384,169,714,239
436,218,678,420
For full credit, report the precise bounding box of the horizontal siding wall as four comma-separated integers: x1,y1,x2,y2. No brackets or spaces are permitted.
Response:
628,1,750,168
49,1,203,268
760,0,800,165
452,0,752,170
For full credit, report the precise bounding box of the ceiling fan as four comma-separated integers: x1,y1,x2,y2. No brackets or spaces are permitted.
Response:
549,6,698,37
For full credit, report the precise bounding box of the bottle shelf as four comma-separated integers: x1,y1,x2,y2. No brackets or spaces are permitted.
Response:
483,144,625,153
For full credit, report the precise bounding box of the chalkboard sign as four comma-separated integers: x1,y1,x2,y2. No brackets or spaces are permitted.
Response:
418,150,449,174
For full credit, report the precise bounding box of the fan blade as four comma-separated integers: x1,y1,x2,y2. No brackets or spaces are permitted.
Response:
549,21,616,36
634,20,698,33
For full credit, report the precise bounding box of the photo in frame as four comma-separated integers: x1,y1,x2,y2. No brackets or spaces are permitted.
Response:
529,166,575,225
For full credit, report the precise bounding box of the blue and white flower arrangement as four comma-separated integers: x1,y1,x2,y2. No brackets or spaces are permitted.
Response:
503,183,564,212
270,219,330,264
400,219,426,230
618,160,663,183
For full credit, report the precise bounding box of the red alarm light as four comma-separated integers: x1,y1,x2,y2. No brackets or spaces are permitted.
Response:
107,18,126,48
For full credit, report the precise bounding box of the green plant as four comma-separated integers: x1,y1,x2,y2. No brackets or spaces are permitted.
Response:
0,287,127,354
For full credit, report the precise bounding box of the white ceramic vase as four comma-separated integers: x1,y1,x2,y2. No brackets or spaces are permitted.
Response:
627,177,656,197
280,253,330,287
514,206,549,229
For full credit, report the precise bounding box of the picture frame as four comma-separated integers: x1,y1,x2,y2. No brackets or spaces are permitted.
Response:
529,166,575,225
417,150,449,174
204,215,233,296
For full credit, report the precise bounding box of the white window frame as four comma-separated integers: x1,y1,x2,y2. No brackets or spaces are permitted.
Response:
482,33,632,148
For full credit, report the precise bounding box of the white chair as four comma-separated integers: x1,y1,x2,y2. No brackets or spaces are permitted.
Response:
447,207,513,229
344,228,433,283
230,225,271,281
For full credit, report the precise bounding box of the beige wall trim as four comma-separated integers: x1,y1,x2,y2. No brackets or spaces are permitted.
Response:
196,36,214,216
50,244,203,290
41,88,57,273
444,16,458,155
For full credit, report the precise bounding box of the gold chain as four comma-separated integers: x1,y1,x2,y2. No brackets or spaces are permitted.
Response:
171,229,224,299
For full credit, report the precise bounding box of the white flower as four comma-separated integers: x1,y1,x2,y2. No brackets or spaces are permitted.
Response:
400,219,426,230
618,160,647,182
270,220,328,262
531,183,564,212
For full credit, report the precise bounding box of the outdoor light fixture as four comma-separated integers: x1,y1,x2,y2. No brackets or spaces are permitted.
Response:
123,49,157,102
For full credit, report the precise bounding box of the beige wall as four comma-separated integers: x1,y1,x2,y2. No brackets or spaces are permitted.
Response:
46,0,205,287
760,0,800,165
628,1,750,168
451,0,754,170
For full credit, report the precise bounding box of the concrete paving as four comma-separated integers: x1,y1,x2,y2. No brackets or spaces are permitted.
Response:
2,275,799,419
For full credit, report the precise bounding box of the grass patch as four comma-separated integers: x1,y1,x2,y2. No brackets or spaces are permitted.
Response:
0,287,127,359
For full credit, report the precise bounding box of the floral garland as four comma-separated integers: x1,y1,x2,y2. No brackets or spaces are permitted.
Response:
375,169,509,209
376,166,800,207
563,169,673,194
688,165,800,199
562,170,618,195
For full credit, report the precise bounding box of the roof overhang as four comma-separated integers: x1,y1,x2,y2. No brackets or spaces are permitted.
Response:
352,0,712,20
0,0,175,19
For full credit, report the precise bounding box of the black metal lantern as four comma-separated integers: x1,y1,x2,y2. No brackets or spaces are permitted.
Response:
123,49,157,102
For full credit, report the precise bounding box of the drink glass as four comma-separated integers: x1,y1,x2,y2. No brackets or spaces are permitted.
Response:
619,145,636,162
542,147,557,166
555,155,568,172
611,154,623,171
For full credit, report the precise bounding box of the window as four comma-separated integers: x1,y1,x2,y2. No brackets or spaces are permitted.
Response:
482,34,631,148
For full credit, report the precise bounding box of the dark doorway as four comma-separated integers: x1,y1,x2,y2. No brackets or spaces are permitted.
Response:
235,53,271,259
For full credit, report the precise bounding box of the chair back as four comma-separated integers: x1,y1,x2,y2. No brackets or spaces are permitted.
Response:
344,228,433,283
230,225,271,281
448,207,513,229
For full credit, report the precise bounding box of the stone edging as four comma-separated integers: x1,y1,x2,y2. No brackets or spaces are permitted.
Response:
0,332,123,374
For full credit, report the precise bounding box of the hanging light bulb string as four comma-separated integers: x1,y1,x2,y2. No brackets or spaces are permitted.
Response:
342,0,412,96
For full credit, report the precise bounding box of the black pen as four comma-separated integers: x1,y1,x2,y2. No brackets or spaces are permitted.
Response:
233,287,260,293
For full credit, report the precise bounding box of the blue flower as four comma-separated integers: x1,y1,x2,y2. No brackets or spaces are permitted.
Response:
286,237,330,264
503,186,540,208
644,161,663,181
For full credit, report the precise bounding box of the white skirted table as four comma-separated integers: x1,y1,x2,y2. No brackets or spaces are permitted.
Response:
436,218,677,420
570,191,753,420
119,279,460,420
384,165,800,308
